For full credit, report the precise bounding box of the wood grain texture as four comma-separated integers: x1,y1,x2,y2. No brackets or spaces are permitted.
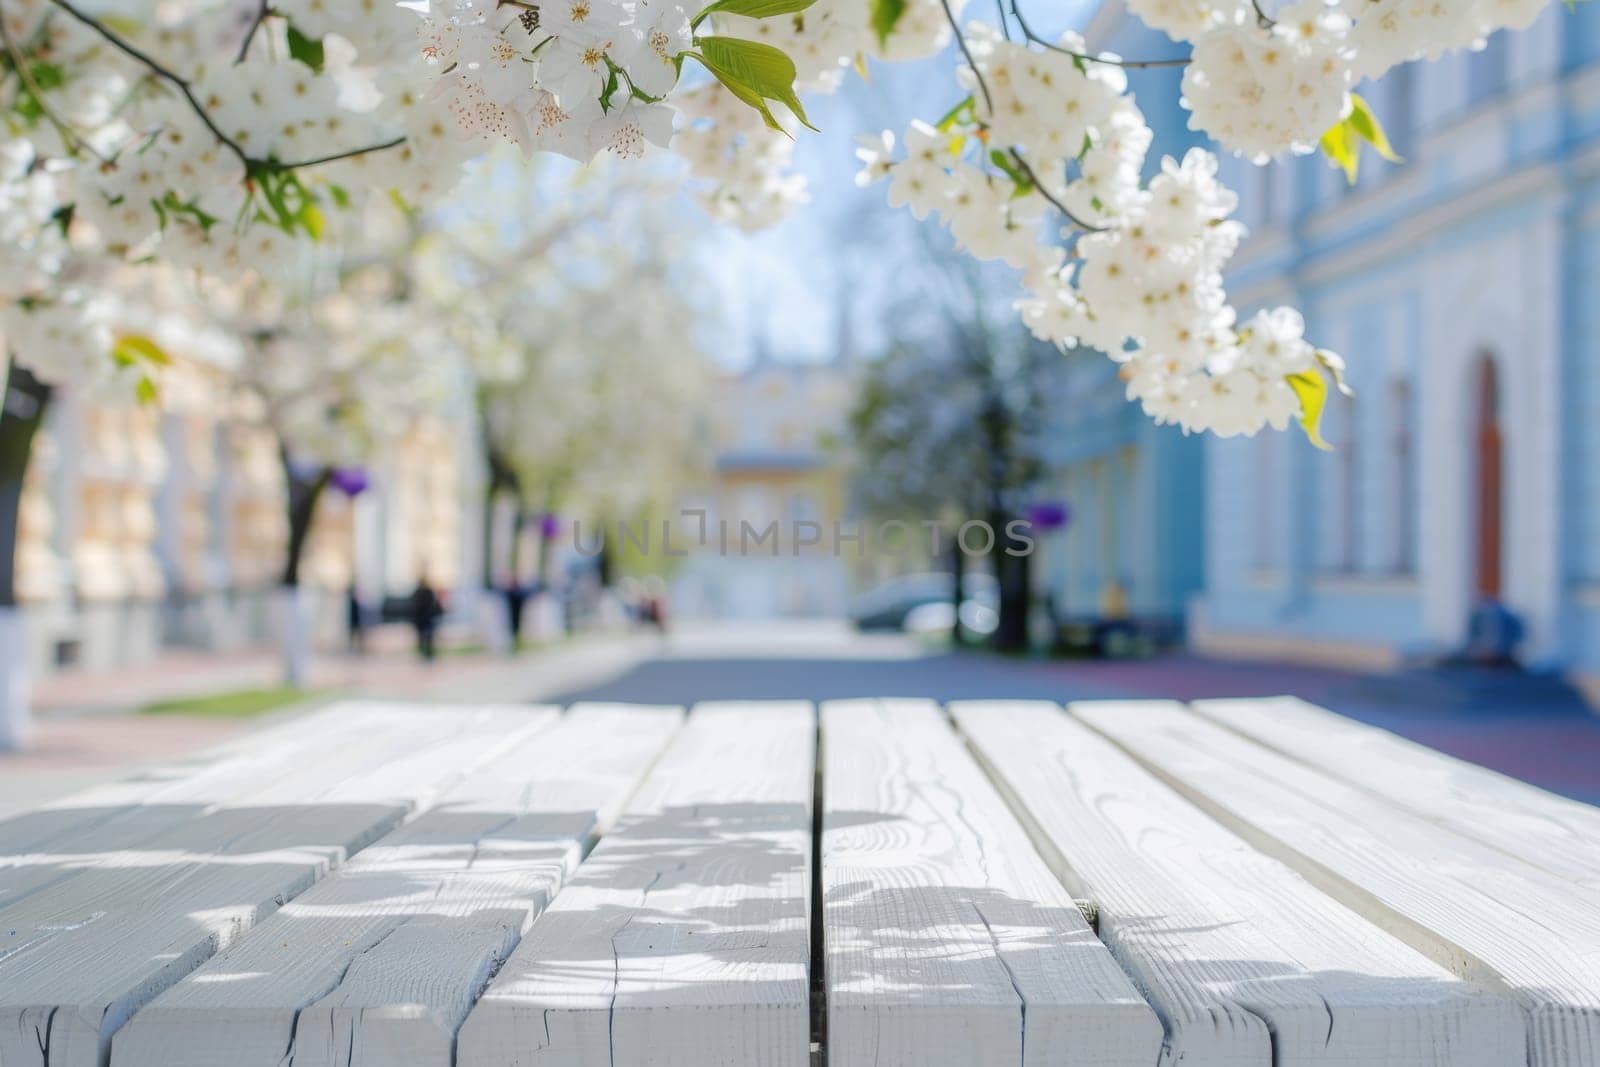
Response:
0,703,411,910
821,699,1160,1067
110,704,682,1067
1192,696,1600,888
0,703,553,1067
953,700,1524,1067
457,701,815,1067
1076,699,1593,1067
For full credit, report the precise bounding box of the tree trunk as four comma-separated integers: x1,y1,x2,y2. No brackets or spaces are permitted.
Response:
990,509,1031,654
597,515,614,589
0,363,50,750
948,532,969,647
481,448,521,653
278,448,330,687
482,445,517,590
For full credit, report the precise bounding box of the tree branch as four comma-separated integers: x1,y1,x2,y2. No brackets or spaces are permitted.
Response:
937,0,993,116
932,0,1106,235
46,0,405,175
1007,148,1105,234
0,0,111,161
1009,0,1190,69
235,1,273,64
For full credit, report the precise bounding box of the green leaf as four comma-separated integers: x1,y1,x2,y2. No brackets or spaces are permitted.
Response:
28,62,64,92
113,335,173,368
990,149,1033,195
935,94,975,132
870,0,907,47
688,36,816,132
1287,367,1334,451
599,65,622,110
1345,92,1402,163
135,376,159,406
1319,117,1360,185
300,201,326,241
691,0,816,30
285,24,326,73
1319,91,1403,185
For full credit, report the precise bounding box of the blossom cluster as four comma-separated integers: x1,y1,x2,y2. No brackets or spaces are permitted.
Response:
859,26,1327,437
419,0,684,162
674,82,809,231
672,0,960,228
0,0,818,386
1144,0,1555,161
0,0,1568,448
0,0,460,387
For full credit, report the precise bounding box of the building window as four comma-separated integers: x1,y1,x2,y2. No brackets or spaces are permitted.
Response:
1390,380,1416,574
1384,64,1416,158
1257,163,1277,227
1321,394,1360,573
1253,430,1282,572
1568,1,1600,69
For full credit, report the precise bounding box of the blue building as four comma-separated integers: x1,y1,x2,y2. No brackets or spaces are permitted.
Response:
1035,14,1207,629
1075,2,1600,686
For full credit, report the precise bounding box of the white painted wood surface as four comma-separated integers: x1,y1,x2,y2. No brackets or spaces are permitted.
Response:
1192,696,1600,887
0,703,554,1067
953,700,1523,1067
820,699,1160,1067
1076,699,1597,1067
0,703,421,912
457,702,815,1067
111,704,683,1067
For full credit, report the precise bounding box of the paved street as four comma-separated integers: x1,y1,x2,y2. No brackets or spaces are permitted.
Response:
5,620,1598,817
558,622,1600,806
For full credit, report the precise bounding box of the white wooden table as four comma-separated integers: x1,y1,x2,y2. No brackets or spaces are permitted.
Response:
1,696,1595,1066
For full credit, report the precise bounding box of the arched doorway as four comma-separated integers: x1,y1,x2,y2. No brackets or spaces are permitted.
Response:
1473,355,1504,601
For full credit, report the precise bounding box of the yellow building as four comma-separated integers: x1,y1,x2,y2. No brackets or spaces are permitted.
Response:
12,358,473,681
671,354,854,619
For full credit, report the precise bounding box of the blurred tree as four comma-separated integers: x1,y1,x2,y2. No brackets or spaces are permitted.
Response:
848,256,1066,653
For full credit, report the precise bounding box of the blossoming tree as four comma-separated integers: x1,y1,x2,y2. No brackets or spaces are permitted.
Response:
3,0,1570,427
0,0,1578,742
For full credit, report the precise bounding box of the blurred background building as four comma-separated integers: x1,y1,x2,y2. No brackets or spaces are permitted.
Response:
8,0,1600,700
13,361,472,681
672,347,854,619
1031,13,1206,636
1141,2,1600,692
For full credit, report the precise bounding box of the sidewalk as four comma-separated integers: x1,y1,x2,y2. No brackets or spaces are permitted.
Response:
2,629,657,818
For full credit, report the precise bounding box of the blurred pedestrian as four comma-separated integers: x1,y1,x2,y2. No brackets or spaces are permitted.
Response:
504,581,528,650
641,575,669,636
346,583,367,655
411,574,445,661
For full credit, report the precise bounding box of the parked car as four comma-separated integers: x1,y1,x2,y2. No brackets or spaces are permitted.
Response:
849,572,998,633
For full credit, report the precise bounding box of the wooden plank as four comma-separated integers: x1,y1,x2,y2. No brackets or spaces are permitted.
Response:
1077,699,1595,1067
112,703,683,1067
457,701,815,1067
0,704,555,1067
952,700,1524,1067
1192,696,1600,887
0,703,421,911
821,699,1160,1067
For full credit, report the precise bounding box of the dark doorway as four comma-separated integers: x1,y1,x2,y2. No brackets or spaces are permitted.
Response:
1473,355,1504,599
